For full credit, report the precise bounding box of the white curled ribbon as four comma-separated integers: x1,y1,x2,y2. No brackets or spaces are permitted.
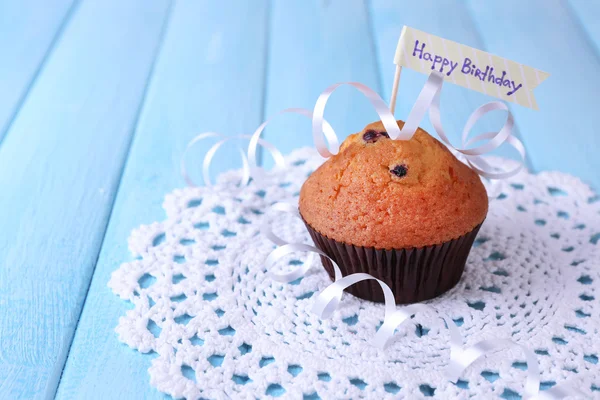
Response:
311,82,408,158
184,68,575,398
310,72,526,180
372,304,462,360
425,72,526,179
261,202,320,283
446,339,539,399
265,243,324,284
182,107,338,187
181,132,284,187
184,74,524,186
248,108,339,177
260,202,301,246
312,272,396,320
262,203,587,399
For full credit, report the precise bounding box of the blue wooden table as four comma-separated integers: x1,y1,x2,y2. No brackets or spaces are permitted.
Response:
1,1,599,398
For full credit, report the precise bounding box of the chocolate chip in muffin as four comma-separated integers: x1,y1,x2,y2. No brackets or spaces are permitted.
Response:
363,130,390,143
390,164,408,178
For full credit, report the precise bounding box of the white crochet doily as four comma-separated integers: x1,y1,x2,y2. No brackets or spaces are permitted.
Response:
110,148,600,399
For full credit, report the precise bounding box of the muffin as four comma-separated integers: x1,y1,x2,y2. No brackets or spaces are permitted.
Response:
299,120,488,304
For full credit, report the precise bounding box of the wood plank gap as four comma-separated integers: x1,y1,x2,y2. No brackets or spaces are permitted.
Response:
54,2,270,397
446,2,534,172
463,2,545,173
0,0,81,147
257,0,274,168
50,3,177,399
365,0,385,100
564,1,600,65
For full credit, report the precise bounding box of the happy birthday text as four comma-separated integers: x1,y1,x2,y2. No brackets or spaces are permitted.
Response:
412,40,523,96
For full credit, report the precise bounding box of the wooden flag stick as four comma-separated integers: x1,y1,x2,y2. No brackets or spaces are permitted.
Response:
389,64,402,115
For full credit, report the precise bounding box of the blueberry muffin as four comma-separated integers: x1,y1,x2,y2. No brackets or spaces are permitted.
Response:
299,119,487,304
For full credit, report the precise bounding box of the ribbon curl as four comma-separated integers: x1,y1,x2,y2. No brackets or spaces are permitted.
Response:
184,72,525,186
258,72,585,398
181,132,284,187
262,202,587,399
311,72,526,180
181,71,585,399
247,108,339,178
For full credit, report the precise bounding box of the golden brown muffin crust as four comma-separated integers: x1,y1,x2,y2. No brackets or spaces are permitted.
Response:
299,120,488,249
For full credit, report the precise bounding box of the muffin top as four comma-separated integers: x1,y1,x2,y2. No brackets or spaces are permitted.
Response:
299,120,488,249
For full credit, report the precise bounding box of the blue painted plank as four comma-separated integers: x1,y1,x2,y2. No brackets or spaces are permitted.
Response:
568,0,600,54
0,1,171,399
467,0,600,190
368,0,527,162
55,1,269,399
262,0,381,164
0,0,75,142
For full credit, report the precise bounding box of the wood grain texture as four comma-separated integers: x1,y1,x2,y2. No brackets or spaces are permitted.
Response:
467,0,600,190
368,0,527,162
2,1,599,398
55,1,269,399
0,0,76,143
261,0,381,166
0,0,171,398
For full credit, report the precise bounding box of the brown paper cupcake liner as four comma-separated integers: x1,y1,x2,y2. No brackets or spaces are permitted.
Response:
303,218,483,304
